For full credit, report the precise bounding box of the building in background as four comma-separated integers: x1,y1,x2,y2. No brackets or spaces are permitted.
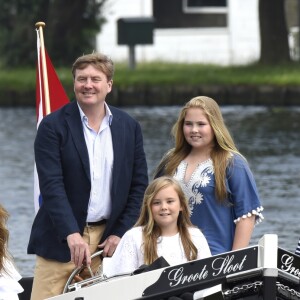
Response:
97,0,297,65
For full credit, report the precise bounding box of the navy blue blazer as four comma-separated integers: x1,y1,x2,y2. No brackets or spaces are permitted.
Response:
28,101,148,262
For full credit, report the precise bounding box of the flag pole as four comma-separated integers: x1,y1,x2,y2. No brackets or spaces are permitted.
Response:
35,21,51,115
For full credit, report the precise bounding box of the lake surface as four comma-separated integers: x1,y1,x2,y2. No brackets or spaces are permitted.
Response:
1,105,300,277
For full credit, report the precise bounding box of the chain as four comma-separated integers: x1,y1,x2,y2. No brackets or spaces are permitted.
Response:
223,281,263,298
276,282,300,299
223,281,300,299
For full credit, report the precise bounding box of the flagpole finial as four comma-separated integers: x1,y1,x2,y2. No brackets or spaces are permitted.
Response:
35,22,46,28
35,21,51,115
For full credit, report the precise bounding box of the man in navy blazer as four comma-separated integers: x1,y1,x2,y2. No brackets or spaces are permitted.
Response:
28,53,148,299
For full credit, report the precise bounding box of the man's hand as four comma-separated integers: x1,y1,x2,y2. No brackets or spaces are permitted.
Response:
67,232,91,268
98,235,120,257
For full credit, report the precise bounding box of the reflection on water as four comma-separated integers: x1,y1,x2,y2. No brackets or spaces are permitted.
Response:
0,106,300,276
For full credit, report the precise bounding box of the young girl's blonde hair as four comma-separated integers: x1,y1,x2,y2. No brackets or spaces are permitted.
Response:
135,176,198,265
155,96,243,201
0,204,10,274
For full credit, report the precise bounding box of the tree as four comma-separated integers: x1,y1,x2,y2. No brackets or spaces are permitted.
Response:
46,0,107,66
0,0,49,67
0,0,107,68
259,0,291,64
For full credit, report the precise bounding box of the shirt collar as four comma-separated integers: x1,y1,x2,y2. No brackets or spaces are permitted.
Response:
77,102,113,125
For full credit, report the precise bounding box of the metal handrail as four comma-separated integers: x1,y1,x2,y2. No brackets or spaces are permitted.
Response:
63,250,103,293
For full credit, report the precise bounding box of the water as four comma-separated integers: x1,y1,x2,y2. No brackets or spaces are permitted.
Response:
1,105,300,277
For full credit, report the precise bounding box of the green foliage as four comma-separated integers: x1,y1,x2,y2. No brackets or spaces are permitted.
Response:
1,62,300,106
0,0,107,68
113,61,300,87
2,62,300,92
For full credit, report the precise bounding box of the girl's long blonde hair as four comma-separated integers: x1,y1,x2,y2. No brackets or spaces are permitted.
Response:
0,204,10,274
135,176,198,265
155,96,242,201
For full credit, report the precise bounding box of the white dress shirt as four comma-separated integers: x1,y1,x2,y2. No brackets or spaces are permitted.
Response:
78,103,114,222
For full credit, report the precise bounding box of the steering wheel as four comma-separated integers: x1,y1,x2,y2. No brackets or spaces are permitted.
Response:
63,250,103,293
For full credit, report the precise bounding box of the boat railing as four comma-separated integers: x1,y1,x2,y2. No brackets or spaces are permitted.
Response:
52,234,300,300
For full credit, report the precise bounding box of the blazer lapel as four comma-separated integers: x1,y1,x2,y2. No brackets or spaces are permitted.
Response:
110,109,125,195
65,102,91,181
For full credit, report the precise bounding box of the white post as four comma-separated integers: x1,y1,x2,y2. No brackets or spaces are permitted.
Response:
258,234,278,299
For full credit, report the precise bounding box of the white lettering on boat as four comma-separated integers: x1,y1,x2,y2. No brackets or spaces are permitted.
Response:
168,266,208,287
167,254,247,287
212,255,247,276
280,254,300,278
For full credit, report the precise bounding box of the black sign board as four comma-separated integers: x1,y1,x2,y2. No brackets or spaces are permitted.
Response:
117,18,155,46
278,247,300,279
141,246,258,299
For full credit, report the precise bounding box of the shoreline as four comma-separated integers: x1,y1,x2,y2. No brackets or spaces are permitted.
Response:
1,85,300,107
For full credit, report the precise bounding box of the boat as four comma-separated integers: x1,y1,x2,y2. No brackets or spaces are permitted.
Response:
20,234,297,300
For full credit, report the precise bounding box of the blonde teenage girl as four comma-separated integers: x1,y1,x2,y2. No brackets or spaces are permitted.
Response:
102,176,211,277
154,96,264,255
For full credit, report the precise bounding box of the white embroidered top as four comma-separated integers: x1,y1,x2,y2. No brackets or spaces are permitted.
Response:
102,226,211,278
0,259,23,300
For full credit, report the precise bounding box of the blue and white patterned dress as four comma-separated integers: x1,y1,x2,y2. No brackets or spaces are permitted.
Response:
174,154,264,255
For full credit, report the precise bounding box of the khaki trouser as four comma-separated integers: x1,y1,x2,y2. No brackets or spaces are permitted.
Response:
30,224,105,300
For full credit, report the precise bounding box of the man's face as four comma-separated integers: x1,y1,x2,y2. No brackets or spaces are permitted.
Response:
74,64,112,107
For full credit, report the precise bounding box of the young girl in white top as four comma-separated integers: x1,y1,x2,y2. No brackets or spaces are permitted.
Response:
103,176,211,277
0,204,23,300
